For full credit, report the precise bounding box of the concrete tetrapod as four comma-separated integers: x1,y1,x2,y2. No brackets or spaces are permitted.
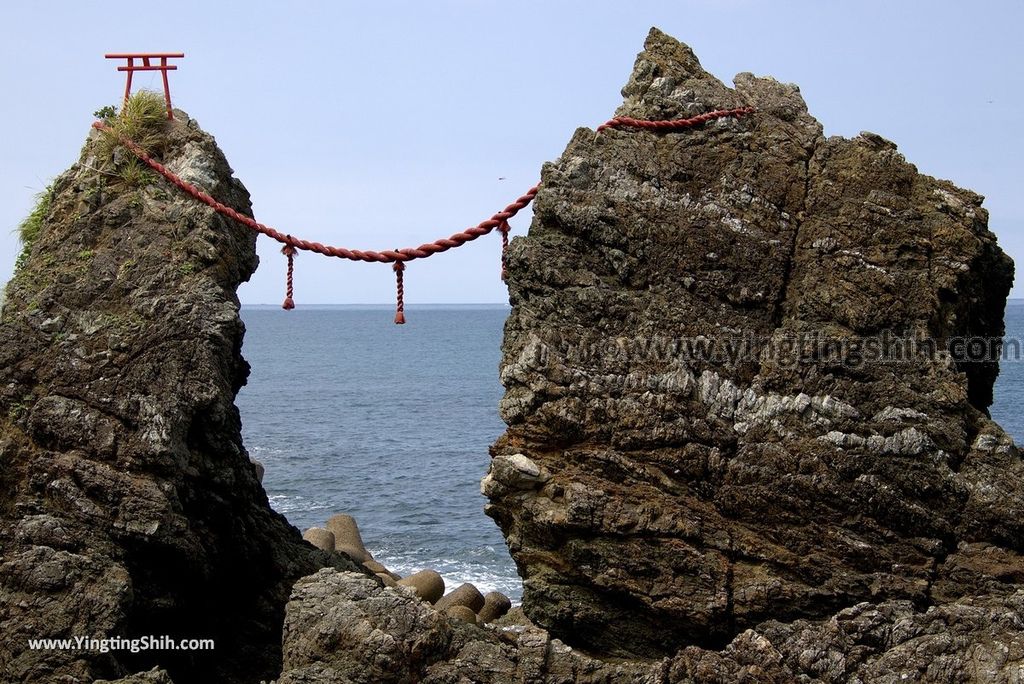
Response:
434,583,485,614
396,569,445,604
326,514,372,563
363,560,400,580
301,528,335,553
477,591,512,624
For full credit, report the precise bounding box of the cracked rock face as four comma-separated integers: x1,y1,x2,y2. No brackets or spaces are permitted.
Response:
486,27,1020,660
0,113,356,683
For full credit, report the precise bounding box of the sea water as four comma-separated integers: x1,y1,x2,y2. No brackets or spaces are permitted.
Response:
991,300,1024,441
237,305,519,598
238,301,1024,602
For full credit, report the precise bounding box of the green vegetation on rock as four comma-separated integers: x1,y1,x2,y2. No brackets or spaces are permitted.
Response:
13,183,55,272
96,89,169,188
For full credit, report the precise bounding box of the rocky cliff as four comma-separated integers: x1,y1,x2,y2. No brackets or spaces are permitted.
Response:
485,25,1023,672
0,111,357,683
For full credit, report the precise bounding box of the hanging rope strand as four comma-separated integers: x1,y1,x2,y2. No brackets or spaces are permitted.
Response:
497,220,510,281
281,243,296,310
91,103,751,266
393,261,406,325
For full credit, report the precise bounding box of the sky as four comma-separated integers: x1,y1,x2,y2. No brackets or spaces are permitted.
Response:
1,1,1022,305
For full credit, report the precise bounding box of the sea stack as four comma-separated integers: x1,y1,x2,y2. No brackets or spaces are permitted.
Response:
486,25,1023,669
0,108,360,684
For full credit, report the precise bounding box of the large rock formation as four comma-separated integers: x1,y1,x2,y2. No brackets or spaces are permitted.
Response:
486,26,1021,665
0,112,358,683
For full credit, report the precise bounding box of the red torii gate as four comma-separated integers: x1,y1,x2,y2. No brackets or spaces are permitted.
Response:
105,53,184,119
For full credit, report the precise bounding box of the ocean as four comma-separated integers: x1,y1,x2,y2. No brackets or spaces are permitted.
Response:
238,300,1024,603
991,300,1024,443
237,305,519,599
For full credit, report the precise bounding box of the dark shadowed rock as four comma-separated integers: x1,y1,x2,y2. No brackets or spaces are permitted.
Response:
0,111,359,683
486,25,1021,663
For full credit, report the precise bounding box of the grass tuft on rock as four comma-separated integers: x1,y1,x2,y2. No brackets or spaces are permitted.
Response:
97,90,169,188
13,183,55,272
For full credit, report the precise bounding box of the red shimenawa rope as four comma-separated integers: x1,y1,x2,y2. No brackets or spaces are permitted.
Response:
596,105,756,133
92,119,538,266
91,105,752,319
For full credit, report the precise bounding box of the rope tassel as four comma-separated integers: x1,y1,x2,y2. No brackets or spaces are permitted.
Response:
497,219,510,281
393,261,406,324
282,242,297,310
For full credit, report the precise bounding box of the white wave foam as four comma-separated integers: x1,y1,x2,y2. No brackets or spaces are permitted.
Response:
268,494,330,515
371,550,522,601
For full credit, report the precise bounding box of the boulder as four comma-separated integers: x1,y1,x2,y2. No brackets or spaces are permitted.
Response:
277,569,655,684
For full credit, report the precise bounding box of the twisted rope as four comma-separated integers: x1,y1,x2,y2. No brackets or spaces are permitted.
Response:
93,119,537,265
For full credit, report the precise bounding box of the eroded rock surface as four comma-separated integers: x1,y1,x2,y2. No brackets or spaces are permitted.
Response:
486,26,1021,667
0,113,357,683
276,569,1024,684
276,569,657,684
